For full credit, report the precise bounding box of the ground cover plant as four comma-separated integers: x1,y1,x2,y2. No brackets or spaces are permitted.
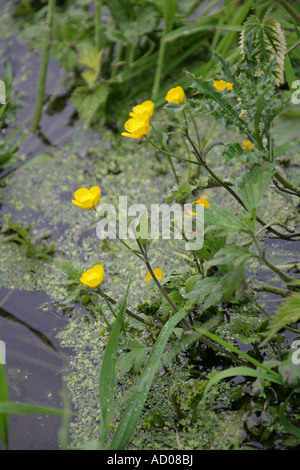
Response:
0,0,299,451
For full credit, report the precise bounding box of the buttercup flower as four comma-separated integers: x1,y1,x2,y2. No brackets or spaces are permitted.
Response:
195,197,210,209
80,264,104,288
121,113,151,139
213,80,233,91
242,140,255,152
72,186,101,210
165,86,185,105
130,100,154,119
145,268,163,283
185,209,196,218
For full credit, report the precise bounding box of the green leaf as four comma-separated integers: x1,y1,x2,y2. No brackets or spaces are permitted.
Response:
71,83,110,127
279,394,300,439
186,72,250,136
194,328,282,377
201,366,282,411
116,339,146,377
185,276,223,309
278,351,300,388
0,401,71,415
260,293,300,346
240,15,287,85
206,244,251,269
236,162,275,214
195,231,226,261
21,153,53,169
166,180,205,204
284,55,297,91
0,365,9,449
99,276,132,449
0,103,8,119
78,43,103,73
205,204,251,237
109,307,189,450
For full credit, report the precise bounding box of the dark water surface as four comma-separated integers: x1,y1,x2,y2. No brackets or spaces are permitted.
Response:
0,287,72,450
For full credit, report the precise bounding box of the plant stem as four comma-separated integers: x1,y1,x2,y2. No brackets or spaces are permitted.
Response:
98,288,151,327
144,259,179,314
145,135,199,166
151,124,179,184
152,0,176,98
252,231,295,284
95,0,103,51
274,169,300,197
279,0,300,23
111,42,123,79
31,0,55,132
254,285,289,297
184,131,300,240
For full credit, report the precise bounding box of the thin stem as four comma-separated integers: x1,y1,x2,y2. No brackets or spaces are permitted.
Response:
252,231,295,284
144,259,178,314
95,0,103,51
279,0,300,23
287,39,300,55
111,42,124,79
145,135,199,166
274,169,300,197
98,287,126,335
184,132,300,240
98,288,151,327
151,124,179,184
31,0,56,132
254,285,289,297
136,238,179,315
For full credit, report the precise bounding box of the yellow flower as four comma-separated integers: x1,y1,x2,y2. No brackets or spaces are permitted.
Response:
185,209,196,218
145,268,163,283
213,80,233,91
165,86,185,105
80,264,104,288
195,197,210,209
121,113,151,139
72,186,101,210
130,100,154,119
242,140,255,152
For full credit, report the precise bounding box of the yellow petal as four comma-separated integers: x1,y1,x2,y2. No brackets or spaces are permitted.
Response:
71,199,91,210
80,264,104,288
195,198,210,209
90,186,101,206
74,187,90,201
165,86,185,105
213,80,227,91
145,268,163,283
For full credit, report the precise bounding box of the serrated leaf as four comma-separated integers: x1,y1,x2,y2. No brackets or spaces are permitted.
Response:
260,294,300,346
205,204,251,237
78,43,103,73
186,72,250,135
206,244,251,268
71,83,109,127
236,162,275,214
278,351,300,388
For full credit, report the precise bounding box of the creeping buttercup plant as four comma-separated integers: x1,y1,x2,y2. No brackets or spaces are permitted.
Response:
60,8,300,451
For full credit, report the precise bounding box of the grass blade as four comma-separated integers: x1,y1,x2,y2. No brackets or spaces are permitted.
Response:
201,366,283,411
194,327,281,377
109,307,189,450
99,276,132,449
0,364,9,449
0,401,71,415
